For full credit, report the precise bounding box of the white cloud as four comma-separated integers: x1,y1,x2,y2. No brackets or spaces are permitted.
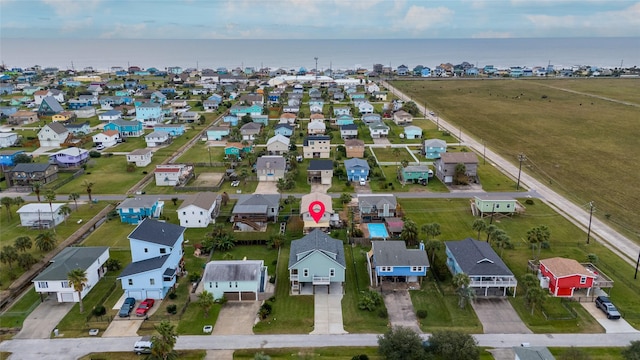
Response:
472,31,512,38
60,17,93,33
333,0,383,11
525,2,640,35
394,5,453,32
41,0,102,17
100,23,147,39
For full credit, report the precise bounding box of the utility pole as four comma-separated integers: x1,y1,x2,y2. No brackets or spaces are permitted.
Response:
635,249,640,279
314,57,318,82
482,139,486,165
586,202,594,244
516,153,527,191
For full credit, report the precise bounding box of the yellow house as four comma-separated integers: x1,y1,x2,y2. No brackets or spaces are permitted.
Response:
52,112,74,122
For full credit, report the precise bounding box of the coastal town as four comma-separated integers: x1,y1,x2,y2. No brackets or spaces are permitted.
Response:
0,63,639,360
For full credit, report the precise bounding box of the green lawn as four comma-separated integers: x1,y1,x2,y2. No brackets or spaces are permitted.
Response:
392,78,640,242
0,286,41,328
80,351,206,360
477,161,524,192
509,296,603,333
548,347,625,360
176,142,225,164
234,347,382,360
371,147,415,163
410,280,482,333
253,247,315,334
342,245,389,333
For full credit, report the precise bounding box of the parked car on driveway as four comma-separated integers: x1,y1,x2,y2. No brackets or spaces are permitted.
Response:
595,296,621,319
118,297,137,317
135,298,155,317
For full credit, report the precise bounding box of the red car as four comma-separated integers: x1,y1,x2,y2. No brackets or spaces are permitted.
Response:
135,298,155,316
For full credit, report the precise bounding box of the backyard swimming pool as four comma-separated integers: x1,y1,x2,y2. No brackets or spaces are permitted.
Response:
368,223,389,239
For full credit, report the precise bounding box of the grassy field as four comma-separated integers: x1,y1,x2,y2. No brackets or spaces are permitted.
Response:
234,347,382,360
392,78,640,241
548,346,625,360
80,351,206,360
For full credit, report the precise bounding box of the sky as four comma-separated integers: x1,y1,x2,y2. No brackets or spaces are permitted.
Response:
1,0,639,39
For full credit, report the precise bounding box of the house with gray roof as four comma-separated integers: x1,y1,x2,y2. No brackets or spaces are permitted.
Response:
513,346,555,360
434,152,479,184
6,162,58,187
288,229,346,294
444,238,517,297
177,192,220,228
202,260,268,300
368,241,429,286
33,246,110,303
307,159,333,185
256,155,286,182
357,194,397,221
232,194,281,231
118,218,186,300
38,121,69,147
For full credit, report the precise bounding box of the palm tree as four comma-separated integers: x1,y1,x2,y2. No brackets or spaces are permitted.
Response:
82,180,94,206
526,287,547,315
1,197,14,219
400,219,419,247
424,240,443,265
267,234,285,249
35,231,57,252
0,245,18,270
452,273,474,309
527,225,551,259
17,253,37,270
12,196,25,210
151,320,178,360
68,192,80,211
14,236,32,252
32,182,42,202
392,147,401,166
197,290,215,317
58,205,72,225
471,219,486,240
485,224,498,243
421,223,441,241
67,268,88,313
44,190,57,233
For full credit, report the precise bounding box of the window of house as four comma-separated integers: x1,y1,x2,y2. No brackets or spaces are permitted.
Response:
150,279,155,285
61,281,71,288
507,204,511,208
496,204,500,208
215,282,218,288
185,220,188,224
330,268,335,277
229,282,232,287
128,279,133,286
303,268,309,277
144,248,148,253
235,282,238,288
160,248,166,254
580,276,587,284
200,211,203,215
183,211,186,215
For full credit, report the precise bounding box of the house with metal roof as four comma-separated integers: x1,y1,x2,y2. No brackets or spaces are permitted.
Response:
288,229,346,294
423,138,447,159
357,194,397,222
118,218,186,300
444,238,517,297
256,155,286,182
33,246,110,303
116,197,164,225
6,162,58,187
202,260,268,300
17,203,67,228
232,194,280,231
434,152,479,184
38,122,69,147
368,241,429,286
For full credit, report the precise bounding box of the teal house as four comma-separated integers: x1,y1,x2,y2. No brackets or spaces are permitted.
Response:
225,142,253,157
155,124,185,136
116,197,164,225
207,126,230,141
404,125,423,140
398,165,432,185
288,229,346,294
202,260,268,300
251,114,269,125
103,119,144,137
336,114,354,126
423,138,447,159
473,195,518,217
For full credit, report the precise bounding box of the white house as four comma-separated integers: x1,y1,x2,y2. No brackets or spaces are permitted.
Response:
145,131,171,147
0,132,18,148
154,164,193,186
33,247,110,303
266,134,290,155
202,260,268,300
92,130,120,148
98,109,122,122
38,122,69,148
307,121,326,135
17,203,67,228
127,148,153,167
177,192,220,228
357,102,374,114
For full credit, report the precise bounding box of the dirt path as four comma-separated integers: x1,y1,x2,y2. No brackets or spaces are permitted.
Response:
383,81,640,266
530,82,640,107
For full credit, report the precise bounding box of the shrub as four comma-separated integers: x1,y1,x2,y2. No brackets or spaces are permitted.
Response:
89,151,101,158
269,276,276,284
525,198,535,205
105,258,121,271
358,290,383,312
189,272,201,282
267,296,276,303
166,304,177,314
92,305,106,317
259,303,272,319
142,171,148,175
352,355,369,360
416,309,428,319
168,292,178,300
377,308,388,318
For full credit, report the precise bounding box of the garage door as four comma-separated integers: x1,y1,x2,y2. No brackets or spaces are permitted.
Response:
146,290,162,299
60,292,76,302
444,175,453,183
127,291,143,300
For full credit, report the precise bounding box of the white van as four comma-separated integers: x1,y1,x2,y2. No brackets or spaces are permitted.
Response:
133,336,153,354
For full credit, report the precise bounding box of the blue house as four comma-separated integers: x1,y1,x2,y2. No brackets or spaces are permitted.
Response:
230,104,262,117
404,125,423,140
118,218,186,300
0,150,25,167
207,94,223,104
465,68,479,76
397,64,409,76
268,93,281,103
150,91,167,105
274,123,294,137
103,119,144,137
344,158,370,182
0,84,15,95
207,126,230,141
38,96,64,115
421,67,432,77
510,67,524,78
67,99,90,110
251,114,269,126
135,102,163,127
223,115,239,126
336,114,354,126
116,197,164,224
155,124,185,136
124,79,138,89
369,241,429,286
0,106,18,117
423,139,447,159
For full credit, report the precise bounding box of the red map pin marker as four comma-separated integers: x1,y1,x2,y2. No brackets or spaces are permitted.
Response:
308,200,325,223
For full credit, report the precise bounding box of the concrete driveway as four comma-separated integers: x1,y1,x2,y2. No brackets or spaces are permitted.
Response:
382,290,421,332
471,298,532,334
254,181,279,194
212,302,261,335
310,284,346,335
581,302,639,333
14,295,74,339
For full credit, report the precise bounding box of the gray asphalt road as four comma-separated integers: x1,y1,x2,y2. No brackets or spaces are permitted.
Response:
1,333,639,360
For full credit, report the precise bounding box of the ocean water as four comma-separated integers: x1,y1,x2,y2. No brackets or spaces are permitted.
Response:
1,38,638,72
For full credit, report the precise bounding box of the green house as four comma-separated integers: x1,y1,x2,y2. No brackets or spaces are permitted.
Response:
398,165,432,184
473,195,519,217
288,229,346,294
